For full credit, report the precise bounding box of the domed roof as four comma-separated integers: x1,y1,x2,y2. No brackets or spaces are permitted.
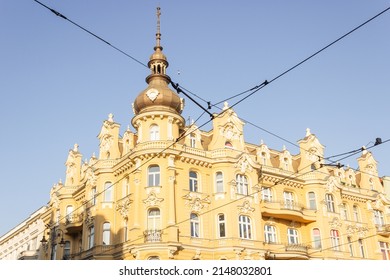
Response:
133,84,183,114
132,7,183,115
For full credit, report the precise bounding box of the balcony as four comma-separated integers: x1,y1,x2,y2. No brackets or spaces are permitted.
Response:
17,250,39,260
264,242,309,260
70,245,116,260
261,200,316,223
144,229,162,242
376,224,390,237
65,214,83,234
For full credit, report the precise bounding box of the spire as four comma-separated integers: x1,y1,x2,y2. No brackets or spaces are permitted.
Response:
155,7,162,50
131,6,184,116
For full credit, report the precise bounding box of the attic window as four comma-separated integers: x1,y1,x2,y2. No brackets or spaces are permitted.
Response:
225,141,233,148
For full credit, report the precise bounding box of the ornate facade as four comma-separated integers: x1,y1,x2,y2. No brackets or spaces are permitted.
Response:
3,8,390,261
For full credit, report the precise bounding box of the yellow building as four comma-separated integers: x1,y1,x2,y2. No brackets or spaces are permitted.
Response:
27,8,390,260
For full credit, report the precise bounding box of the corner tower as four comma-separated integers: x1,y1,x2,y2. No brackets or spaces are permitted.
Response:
132,7,185,143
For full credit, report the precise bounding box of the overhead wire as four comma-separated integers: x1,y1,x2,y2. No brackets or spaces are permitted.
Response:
32,0,389,180
212,5,390,107
90,139,389,258
31,1,390,259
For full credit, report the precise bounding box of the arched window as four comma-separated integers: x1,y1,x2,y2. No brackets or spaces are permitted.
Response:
358,239,365,258
190,133,196,148
150,124,160,141
218,214,226,238
102,222,111,245
325,194,335,213
215,172,224,193
66,205,73,223
123,219,128,242
283,158,289,170
348,237,354,257
308,192,316,210
189,171,198,192
312,228,321,249
238,215,252,239
88,226,95,249
225,141,233,148
236,174,248,195
147,208,161,230
148,165,160,187
330,229,340,251
104,182,112,202
148,256,160,260
264,224,277,243
261,152,267,165
91,187,97,206
287,228,299,244
190,213,200,238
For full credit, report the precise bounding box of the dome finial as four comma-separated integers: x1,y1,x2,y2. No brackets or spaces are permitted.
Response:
156,7,162,49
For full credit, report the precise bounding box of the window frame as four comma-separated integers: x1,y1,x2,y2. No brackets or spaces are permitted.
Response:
379,241,390,260
189,171,199,192
148,165,160,187
103,181,113,202
330,229,340,251
218,214,226,238
325,194,335,213
307,192,317,210
215,172,224,193
264,224,277,244
88,225,95,249
261,187,272,202
190,213,200,238
102,222,111,245
287,228,299,244
236,174,248,195
149,124,160,141
147,208,161,230
238,215,252,240
312,228,322,249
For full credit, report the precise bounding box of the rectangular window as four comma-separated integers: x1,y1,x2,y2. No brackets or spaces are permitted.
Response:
63,241,71,260
264,225,277,243
236,175,248,195
374,210,384,226
283,191,294,210
325,194,335,213
308,192,316,210
287,228,299,244
262,187,272,202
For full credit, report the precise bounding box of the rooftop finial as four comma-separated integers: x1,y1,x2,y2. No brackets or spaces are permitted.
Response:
156,7,161,48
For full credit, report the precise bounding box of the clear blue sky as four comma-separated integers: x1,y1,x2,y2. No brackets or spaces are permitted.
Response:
1,0,389,237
